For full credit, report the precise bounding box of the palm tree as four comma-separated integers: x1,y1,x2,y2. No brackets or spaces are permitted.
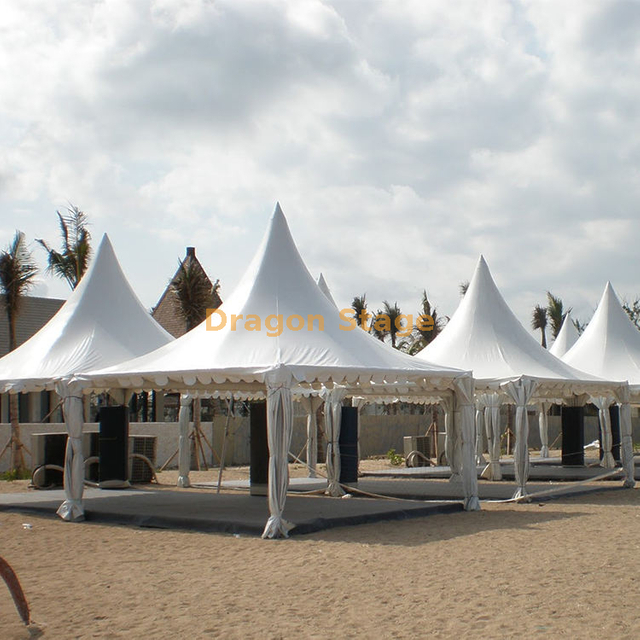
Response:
459,281,470,297
379,300,402,348
397,290,447,354
532,304,548,348
351,294,368,328
0,232,38,473
172,260,219,332
172,254,221,468
622,298,640,330
371,309,387,342
36,205,92,290
573,317,587,335
416,290,445,345
547,292,571,340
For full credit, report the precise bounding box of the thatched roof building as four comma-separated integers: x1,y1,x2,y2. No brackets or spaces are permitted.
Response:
151,247,221,337
0,295,65,357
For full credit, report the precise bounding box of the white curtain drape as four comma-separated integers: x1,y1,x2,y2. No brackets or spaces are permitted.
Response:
590,396,616,469
538,402,550,459
56,381,85,522
475,400,487,465
321,387,348,497
454,377,480,511
352,397,366,475
177,394,192,488
479,392,502,480
300,395,323,478
262,371,295,539
502,378,539,499
441,395,462,481
615,386,636,489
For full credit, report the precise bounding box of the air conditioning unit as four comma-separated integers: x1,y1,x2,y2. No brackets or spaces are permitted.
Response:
82,431,100,482
32,432,67,486
129,435,157,483
403,435,433,467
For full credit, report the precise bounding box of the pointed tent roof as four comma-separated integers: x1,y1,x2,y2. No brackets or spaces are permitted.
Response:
79,204,468,397
562,282,640,386
416,256,612,395
317,273,337,308
549,314,580,358
0,234,173,393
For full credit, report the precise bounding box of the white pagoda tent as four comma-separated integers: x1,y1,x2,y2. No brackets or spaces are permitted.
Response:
415,256,629,497
78,204,478,538
562,283,640,468
0,234,173,521
549,314,580,358
563,283,640,387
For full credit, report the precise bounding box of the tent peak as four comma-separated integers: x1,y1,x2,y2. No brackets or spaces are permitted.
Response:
317,272,337,308
562,278,640,383
549,313,579,358
96,233,113,250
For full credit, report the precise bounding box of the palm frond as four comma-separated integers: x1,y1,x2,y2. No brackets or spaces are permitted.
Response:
532,304,548,348
351,294,367,327
546,292,571,339
37,204,92,289
0,231,38,342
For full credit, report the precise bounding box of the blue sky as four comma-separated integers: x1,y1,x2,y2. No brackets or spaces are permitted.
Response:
2,0,639,336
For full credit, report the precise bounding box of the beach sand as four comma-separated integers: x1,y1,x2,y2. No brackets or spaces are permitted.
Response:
1,468,639,639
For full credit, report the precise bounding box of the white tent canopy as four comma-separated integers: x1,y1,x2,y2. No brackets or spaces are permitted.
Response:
0,234,173,520
562,282,640,481
415,256,625,495
563,283,640,387
0,234,172,393
549,314,580,358
78,204,479,537
317,273,337,308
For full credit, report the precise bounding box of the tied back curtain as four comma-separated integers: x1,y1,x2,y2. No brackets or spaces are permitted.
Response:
590,396,615,469
352,397,366,475
441,395,462,481
262,372,295,539
453,377,480,511
479,393,502,481
177,394,192,488
321,387,348,497
615,386,636,489
501,378,538,500
56,381,85,522
475,401,487,465
300,395,323,478
538,402,550,459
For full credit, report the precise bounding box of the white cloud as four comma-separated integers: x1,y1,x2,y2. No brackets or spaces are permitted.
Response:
1,0,640,336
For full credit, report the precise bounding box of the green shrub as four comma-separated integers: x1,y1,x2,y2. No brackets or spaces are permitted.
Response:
0,468,32,481
386,448,404,466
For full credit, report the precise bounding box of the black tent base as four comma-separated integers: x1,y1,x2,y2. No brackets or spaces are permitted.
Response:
0,488,463,537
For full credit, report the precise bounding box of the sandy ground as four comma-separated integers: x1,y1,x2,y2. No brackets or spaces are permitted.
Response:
1,463,639,639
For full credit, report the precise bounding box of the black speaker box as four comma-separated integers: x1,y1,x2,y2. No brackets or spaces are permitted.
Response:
44,433,67,486
339,406,359,484
99,405,129,482
250,401,268,495
610,405,621,463
561,406,584,466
